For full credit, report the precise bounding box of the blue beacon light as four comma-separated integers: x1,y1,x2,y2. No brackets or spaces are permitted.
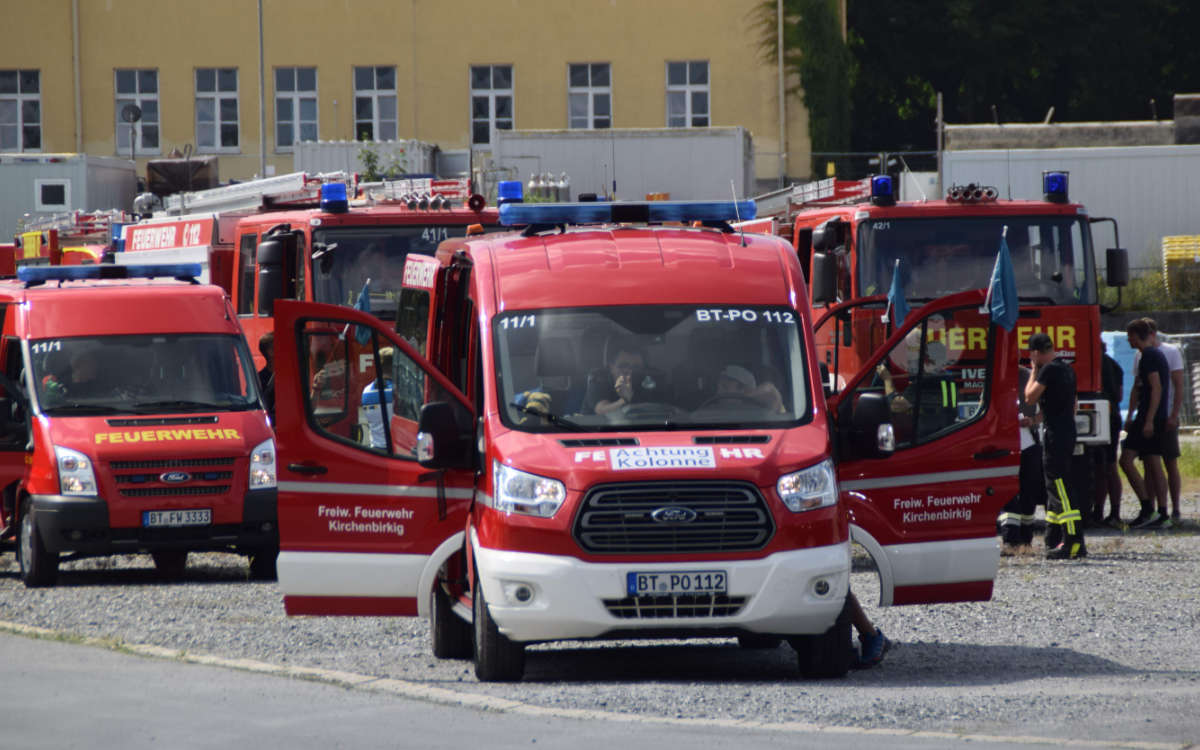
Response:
320,182,349,213
17,263,203,284
1043,171,1069,203
870,175,895,206
497,180,524,205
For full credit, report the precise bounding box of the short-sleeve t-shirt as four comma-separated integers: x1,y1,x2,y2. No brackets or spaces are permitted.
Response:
1035,357,1076,439
1136,346,1170,424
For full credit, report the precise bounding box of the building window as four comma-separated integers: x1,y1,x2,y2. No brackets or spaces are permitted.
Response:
275,66,318,151
115,69,160,155
196,67,239,151
354,66,396,141
568,63,611,129
470,65,512,146
35,179,69,211
0,70,41,151
666,61,709,128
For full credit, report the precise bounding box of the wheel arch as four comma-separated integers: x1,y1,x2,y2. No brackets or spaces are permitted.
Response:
849,523,895,607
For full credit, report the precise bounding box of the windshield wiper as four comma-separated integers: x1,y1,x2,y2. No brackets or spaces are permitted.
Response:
42,403,123,415
510,401,583,430
128,399,228,412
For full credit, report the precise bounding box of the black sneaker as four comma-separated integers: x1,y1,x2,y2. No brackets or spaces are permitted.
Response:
1045,542,1086,560
1134,511,1165,529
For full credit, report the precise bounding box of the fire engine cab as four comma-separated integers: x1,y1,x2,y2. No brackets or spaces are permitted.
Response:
268,191,1020,681
0,263,277,586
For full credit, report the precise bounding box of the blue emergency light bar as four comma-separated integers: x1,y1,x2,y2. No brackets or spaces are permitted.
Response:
499,200,757,227
870,175,895,206
17,262,202,285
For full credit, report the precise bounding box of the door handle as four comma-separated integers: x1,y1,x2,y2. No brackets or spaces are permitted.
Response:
973,448,1010,461
287,462,328,475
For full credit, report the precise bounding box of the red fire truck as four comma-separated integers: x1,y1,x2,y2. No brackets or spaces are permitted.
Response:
777,173,1128,450
265,191,1021,681
0,263,277,587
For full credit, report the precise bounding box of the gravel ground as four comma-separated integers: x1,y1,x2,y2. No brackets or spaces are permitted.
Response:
1,512,1198,747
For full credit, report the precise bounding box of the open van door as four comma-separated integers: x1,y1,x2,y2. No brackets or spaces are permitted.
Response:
273,299,474,616
822,290,1020,606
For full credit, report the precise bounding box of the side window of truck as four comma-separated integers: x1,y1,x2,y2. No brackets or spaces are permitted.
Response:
237,233,257,315
853,307,992,449
0,335,27,449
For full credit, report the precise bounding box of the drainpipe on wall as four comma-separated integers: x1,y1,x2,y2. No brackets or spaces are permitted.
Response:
72,0,82,153
258,0,267,177
777,0,787,188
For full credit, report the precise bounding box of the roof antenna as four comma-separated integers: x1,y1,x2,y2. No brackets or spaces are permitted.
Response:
731,179,746,247
897,154,926,202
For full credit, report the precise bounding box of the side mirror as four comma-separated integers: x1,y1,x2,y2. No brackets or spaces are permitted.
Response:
416,401,473,469
811,219,846,251
256,228,299,314
1106,247,1129,287
850,392,895,459
811,252,838,305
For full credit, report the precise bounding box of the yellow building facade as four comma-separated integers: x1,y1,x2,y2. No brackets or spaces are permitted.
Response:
2,0,813,188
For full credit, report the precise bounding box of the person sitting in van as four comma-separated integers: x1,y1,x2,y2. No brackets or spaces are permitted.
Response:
583,343,656,416
710,364,786,414
42,347,110,405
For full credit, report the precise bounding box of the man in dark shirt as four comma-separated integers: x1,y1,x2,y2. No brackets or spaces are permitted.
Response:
1024,332,1084,560
257,332,275,423
1120,319,1170,528
1093,340,1124,526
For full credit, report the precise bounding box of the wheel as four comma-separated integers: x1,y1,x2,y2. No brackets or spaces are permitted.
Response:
151,550,188,580
430,581,473,659
788,596,853,678
472,576,525,681
247,547,278,581
737,634,784,649
17,501,58,588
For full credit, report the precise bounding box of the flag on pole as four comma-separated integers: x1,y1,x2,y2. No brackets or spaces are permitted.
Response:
883,258,909,325
354,278,373,345
984,229,1019,331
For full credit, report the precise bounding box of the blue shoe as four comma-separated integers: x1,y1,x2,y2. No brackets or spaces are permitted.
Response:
855,629,891,668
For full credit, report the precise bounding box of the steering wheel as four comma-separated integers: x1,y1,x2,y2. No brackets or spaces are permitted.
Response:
695,394,762,411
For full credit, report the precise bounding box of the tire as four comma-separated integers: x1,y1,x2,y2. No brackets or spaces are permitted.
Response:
789,596,853,678
430,582,473,659
151,550,188,580
472,577,525,682
247,547,278,581
737,634,784,650
17,502,58,588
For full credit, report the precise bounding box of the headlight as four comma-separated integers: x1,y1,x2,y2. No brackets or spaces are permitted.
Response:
777,458,838,512
249,438,276,490
55,445,97,497
493,460,565,518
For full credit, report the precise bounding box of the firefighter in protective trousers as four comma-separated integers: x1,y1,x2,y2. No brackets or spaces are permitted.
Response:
1024,332,1086,559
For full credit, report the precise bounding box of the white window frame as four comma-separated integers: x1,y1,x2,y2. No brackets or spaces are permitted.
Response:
195,67,240,153
115,69,161,157
665,60,710,128
470,64,513,148
0,69,41,152
275,66,319,152
34,178,70,212
567,63,611,130
353,65,397,141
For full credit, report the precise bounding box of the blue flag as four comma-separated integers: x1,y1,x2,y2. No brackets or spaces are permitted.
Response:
354,279,372,345
987,233,1019,331
886,259,909,325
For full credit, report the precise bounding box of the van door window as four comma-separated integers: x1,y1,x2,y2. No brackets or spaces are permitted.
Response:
0,336,27,449
852,306,991,448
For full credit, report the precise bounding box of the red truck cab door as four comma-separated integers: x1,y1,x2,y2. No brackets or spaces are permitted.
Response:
272,299,475,617
825,290,1020,606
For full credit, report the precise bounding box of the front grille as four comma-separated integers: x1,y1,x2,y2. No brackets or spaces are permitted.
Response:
693,435,771,445
110,457,237,470
559,438,638,447
116,472,233,484
573,480,773,554
120,485,231,497
603,593,748,619
108,416,219,427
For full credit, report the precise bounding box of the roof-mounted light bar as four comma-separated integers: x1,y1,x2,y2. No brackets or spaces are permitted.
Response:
946,183,999,203
17,262,202,285
499,200,757,227
1043,170,1069,203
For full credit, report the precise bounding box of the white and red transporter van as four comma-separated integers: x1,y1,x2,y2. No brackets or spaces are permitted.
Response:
0,263,277,587
269,197,1020,681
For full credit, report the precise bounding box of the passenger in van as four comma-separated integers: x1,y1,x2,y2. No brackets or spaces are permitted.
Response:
877,335,958,440
45,348,110,403
583,343,651,415
713,364,787,414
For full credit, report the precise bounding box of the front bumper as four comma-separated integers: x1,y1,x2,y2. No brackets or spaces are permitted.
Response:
30,488,278,555
473,538,850,643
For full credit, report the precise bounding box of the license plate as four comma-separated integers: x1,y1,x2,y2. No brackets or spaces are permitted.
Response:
143,508,212,527
627,570,727,596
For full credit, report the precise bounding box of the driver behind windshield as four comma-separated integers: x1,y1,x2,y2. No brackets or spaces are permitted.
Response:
583,343,655,416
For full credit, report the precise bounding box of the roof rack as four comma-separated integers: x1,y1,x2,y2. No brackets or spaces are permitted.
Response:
160,171,354,216
19,209,135,240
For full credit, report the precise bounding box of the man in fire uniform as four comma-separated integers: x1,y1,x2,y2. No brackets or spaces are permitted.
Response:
1024,332,1085,559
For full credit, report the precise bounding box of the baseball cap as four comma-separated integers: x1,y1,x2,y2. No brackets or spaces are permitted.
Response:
719,365,756,390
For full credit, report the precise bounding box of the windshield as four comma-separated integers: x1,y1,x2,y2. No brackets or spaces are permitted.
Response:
494,305,811,432
858,215,1096,305
31,334,260,415
311,225,475,320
